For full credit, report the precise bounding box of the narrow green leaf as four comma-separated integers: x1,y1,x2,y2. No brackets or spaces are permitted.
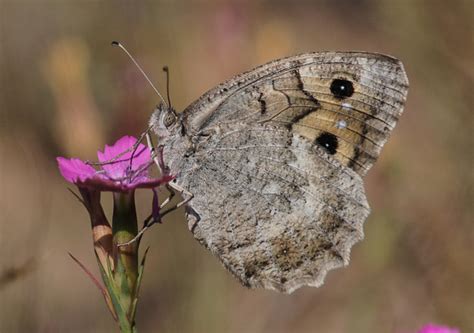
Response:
97,256,130,330
68,252,117,321
129,247,150,320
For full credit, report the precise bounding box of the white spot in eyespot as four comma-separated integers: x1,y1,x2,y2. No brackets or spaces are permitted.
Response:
341,102,352,110
336,119,347,129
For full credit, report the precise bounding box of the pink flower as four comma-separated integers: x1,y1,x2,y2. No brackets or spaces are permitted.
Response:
418,324,460,333
57,135,172,192
56,135,173,328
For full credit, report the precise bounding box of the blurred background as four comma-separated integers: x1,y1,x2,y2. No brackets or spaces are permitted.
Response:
0,1,473,332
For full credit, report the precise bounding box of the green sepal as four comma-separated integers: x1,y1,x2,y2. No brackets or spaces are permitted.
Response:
115,252,134,305
96,251,131,331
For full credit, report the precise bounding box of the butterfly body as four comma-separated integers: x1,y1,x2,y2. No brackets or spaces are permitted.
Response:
150,52,408,293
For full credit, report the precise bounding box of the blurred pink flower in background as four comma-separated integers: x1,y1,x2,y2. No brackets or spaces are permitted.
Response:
418,323,460,333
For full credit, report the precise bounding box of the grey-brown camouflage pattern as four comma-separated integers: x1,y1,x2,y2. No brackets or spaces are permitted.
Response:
150,52,408,293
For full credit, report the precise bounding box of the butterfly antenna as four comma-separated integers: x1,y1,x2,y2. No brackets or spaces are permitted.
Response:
111,41,168,107
162,66,172,108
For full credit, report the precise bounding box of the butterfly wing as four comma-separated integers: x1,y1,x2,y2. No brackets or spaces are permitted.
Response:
183,52,408,176
179,122,370,293
170,52,408,293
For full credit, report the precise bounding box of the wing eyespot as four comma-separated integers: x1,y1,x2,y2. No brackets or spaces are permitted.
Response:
315,132,339,155
330,79,354,99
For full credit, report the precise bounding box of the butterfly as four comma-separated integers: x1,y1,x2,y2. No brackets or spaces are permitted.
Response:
149,52,408,293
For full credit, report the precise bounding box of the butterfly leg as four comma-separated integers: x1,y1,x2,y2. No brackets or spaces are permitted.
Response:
144,131,177,209
86,128,151,167
119,213,154,246
145,130,169,175
119,135,194,246
145,130,192,212
119,181,194,247
138,181,193,233
159,184,175,208
159,180,194,216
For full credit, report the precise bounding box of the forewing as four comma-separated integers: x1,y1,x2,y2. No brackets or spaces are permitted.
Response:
183,52,408,176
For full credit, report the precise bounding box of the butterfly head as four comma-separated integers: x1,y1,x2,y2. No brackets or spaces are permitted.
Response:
149,103,181,142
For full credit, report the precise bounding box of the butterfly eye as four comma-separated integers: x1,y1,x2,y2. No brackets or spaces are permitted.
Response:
162,111,176,128
330,79,354,99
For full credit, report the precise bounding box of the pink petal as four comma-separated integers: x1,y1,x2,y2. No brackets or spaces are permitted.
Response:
418,324,460,333
97,136,151,179
57,136,170,192
75,174,173,192
123,174,175,191
57,157,97,183
77,177,128,192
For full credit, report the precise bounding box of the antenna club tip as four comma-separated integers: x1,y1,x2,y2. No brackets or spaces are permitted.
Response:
111,41,120,46
163,65,169,71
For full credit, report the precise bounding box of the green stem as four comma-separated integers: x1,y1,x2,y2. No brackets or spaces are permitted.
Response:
112,191,139,332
